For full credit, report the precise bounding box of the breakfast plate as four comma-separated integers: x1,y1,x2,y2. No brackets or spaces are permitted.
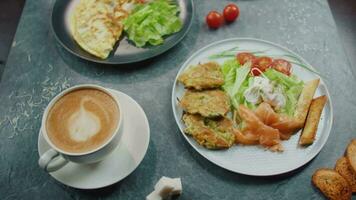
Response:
51,0,194,64
38,89,150,189
171,38,333,176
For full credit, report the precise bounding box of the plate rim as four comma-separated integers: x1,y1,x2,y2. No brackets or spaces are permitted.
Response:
37,89,150,189
50,0,195,64
171,37,334,176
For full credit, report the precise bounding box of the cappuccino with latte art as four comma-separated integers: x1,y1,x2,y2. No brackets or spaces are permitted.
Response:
46,88,120,153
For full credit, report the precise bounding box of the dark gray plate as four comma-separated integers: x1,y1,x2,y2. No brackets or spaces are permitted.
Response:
51,0,194,64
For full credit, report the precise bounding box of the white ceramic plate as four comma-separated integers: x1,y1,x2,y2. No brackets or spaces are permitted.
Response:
38,89,150,189
171,38,333,176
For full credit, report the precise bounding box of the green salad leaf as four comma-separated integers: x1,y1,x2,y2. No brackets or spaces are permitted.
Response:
123,0,183,47
221,59,251,108
264,69,304,116
221,60,304,116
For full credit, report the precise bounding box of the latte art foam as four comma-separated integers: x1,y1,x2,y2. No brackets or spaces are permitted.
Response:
46,88,120,153
68,97,101,142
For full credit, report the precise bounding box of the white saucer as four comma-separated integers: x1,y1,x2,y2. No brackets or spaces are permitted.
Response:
38,89,150,189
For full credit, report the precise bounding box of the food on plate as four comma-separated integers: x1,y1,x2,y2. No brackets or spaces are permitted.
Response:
253,56,273,73
177,49,326,151
346,139,356,173
236,103,301,151
70,0,133,59
182,114,236,149
123,0,183,47
271,59,292,76
235,53,292,76
178,62,224,90
236,52,256,65
206,11,224,29
237,104,283,151
255,102,301,139
70,0,183,59
299,95,327,145
294,79,320,125
312,169,352,200
222,59,304,116
335,157,356,192
179,90,230,118
223,4,239,22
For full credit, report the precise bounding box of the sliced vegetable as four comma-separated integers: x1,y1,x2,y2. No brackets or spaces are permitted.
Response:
271,59,292,76
254,56,273,72
236,52,256,65
264,69,302,89
123,0,183,47
221,60,251,108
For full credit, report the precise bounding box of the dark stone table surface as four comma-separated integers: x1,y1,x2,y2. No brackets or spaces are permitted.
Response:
0,0,355,199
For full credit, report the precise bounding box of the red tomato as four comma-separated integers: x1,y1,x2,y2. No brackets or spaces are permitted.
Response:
236,52,256,65
271,59,292,76
254,56,273,72
206,11,224,29
223,4,240,22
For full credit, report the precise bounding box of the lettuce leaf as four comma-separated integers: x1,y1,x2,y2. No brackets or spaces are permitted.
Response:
263,69,304,116
221,59,251,108
123,0,183,47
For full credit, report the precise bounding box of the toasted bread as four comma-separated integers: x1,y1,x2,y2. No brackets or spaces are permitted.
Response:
299,95,327,146
294,79,320,126
335,157,356,192
346,139,356,174
312,168,352,200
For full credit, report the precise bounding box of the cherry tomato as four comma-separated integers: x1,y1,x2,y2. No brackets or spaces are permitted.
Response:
206,11,224,29
236,52,256,65
271,59,292,76
223,4,240,22
253,56,273,72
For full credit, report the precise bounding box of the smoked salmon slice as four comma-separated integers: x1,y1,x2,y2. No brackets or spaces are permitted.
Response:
255,102,302,139
237,105,282,150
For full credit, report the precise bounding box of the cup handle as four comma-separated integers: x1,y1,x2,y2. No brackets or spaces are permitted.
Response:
38,149,68,172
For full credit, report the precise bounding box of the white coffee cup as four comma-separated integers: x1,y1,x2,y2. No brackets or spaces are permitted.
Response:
38,84,123,172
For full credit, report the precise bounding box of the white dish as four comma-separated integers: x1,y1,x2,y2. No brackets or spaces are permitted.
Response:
171,38,333,176
38,89,150,189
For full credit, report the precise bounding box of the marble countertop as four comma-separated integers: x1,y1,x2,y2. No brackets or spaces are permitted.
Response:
0,0,355,199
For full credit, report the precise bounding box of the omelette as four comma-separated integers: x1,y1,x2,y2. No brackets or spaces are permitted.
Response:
70,0,135,59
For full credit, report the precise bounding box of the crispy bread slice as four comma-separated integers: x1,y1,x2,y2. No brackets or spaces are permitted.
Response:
335,157,356,192
312,168,352,200
294,79,320,126
346,139,356,174
299,95,327,145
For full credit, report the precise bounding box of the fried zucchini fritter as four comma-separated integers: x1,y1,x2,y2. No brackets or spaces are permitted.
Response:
178,62,224,90
182,114,236,149
179,89,230,118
